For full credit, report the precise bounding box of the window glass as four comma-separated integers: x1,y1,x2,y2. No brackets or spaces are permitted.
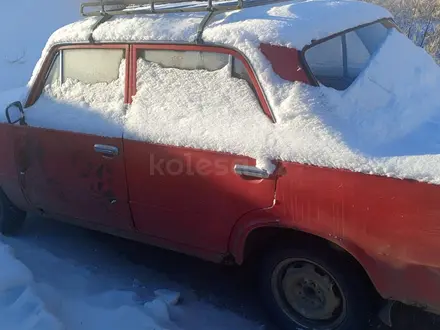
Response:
62,49,124,84
45,54,60,86
136,49,254,92
346,31,370,78
44,48,125,88
305,22,391,90
125,49,267,148
232,58,252,85
43,48,126,103
356,23,389,54
39,48,126,132
305,36,343,78
137,50,229,71
28,48,126,136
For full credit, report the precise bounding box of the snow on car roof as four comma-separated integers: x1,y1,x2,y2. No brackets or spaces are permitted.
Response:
29,0,391,86
44,0,391,49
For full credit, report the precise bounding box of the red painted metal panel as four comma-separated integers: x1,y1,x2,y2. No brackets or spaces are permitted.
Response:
124,140,276,252
21,126,133,230
270,162,440,313
0,123,14,178
260,43,310,84
0,124,29,210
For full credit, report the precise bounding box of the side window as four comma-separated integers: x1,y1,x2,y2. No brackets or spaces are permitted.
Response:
43,48,126,106
136,49,253,85
305,36,344,79
345,30,370,78
305,22,391,90
126,49,268,149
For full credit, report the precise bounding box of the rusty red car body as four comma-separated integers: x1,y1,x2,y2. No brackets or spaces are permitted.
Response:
0,14,439,330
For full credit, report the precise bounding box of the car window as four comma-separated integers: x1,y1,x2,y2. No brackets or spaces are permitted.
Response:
125,49,269,150
26,47,127,137
136,49,254,86
43,48,126,101
305,22,391,90
304,36,344,78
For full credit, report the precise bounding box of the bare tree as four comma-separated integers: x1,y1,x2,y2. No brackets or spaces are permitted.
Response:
367,0,440,62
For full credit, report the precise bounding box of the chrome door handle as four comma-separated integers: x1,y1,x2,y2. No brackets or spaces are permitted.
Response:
94,144,119,157
234,164,270,179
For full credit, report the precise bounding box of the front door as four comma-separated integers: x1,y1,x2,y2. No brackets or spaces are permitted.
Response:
19,45,133,230
124,45,277,253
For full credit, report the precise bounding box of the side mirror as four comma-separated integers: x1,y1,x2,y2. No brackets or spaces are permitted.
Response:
5,101,26,126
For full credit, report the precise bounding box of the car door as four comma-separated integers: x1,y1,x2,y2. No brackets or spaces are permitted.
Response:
19,45,133,230
123,45,277,253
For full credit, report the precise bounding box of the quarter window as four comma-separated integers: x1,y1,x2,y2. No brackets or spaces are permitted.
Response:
305,22,391,90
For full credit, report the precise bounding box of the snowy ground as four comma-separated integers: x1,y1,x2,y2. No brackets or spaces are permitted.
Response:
1,216,439,330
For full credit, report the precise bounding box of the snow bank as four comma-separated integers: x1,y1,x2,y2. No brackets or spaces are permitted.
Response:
217,27,440,184
0,238,190,330
0,241,62,330
324,29,440,150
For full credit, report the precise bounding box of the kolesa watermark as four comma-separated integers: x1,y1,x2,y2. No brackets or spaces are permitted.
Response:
149,153,244,176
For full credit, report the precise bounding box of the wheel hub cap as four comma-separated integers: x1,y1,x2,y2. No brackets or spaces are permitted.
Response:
281,263,341,320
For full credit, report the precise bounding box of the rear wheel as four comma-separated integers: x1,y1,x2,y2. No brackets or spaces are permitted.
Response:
260,246,373,330
0,190,26,236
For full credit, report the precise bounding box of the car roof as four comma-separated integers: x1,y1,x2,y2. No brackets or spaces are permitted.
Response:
46,0,391,50
29,0,391,88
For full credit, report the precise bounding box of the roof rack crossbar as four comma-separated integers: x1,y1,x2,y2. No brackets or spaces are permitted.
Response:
88,13,112,43
196,10,216,44
80,0,289,17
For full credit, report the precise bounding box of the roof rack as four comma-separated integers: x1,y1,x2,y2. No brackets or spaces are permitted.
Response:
81,0,290,43
80,0,287,16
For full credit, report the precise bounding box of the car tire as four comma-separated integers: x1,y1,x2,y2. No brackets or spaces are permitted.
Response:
0,189,26,236
260,245,373,330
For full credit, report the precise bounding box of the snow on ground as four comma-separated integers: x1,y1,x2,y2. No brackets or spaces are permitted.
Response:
1,217,261,330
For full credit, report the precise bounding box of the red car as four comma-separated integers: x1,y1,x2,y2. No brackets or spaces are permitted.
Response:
1,1,440,329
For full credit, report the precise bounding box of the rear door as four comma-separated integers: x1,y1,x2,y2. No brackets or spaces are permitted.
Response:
20,45,133,230
124,45,277,253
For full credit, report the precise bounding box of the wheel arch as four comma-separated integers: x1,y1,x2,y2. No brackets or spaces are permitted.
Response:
229,220,384,300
